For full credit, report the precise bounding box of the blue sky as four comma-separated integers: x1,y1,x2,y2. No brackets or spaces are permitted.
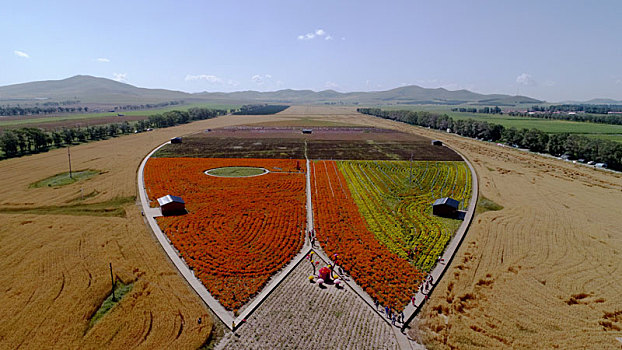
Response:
1,0,621,101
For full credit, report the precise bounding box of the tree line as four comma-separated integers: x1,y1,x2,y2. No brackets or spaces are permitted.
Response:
357,108,622,171
232,104,290,115
0,107,228,159
0,100,184,117
531,104,622,114
506,110,622,126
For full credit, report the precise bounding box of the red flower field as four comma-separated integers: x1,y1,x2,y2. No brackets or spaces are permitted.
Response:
144,158,306,311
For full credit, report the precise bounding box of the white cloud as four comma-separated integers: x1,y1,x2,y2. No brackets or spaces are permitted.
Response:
325,81,339,89
112,73,127,82
96,57,110,63
185,74,223,83
298,28,331,41
14,50,29,58
185,74,238,86
252,74,272,85
516,73,536,86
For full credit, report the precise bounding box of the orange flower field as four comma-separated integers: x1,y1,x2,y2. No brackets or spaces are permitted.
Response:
311,160,424,309
144,158,306,311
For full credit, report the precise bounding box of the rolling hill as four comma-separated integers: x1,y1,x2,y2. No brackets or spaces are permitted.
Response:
0,75,542,106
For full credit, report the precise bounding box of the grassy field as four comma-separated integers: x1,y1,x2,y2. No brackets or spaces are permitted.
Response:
0,102,240,129
29,169,100,188
206,166,267,177
382,105,622,142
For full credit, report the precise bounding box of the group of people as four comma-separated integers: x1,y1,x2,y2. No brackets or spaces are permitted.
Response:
308,229,316,247
374,299,405,326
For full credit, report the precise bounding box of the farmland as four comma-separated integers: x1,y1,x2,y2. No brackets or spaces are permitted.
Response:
148,123,470,314
1,105,621,349
0,102,239,130
384,105,622,140
154,126,462,161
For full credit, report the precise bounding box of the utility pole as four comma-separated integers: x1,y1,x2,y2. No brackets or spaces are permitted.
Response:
109,263,116,301
68,146,73,179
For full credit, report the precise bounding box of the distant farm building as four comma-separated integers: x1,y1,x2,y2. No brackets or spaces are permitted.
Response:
302,129,313,134
171,137,182,144
157,195,186,216
432,197,460,217
431,140,443,146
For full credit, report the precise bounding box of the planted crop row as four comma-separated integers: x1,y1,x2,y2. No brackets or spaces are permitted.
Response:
337,160,471,271
311,160,424,310
144,158,306,311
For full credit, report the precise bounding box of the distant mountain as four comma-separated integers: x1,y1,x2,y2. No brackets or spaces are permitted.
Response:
0,75,542,106
197,85,542,106
0,75,189,104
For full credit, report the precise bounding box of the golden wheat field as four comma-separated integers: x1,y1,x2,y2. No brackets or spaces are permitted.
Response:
1,106,621,349
0,114,280,349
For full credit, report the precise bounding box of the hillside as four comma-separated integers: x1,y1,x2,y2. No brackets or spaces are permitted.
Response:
0,75,189,104
0,75,542,106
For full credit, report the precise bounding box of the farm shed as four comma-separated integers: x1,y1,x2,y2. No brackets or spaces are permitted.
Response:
302,129,313,134
431,140,443,146
432,197,460,217
171,137,182,144
157,195,186,216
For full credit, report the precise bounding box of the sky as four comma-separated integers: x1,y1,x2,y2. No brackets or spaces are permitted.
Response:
1,0,621,102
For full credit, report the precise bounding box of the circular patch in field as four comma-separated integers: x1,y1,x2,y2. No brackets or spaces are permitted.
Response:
205,166,269,177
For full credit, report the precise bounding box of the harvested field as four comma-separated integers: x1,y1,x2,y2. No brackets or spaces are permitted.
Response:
155,126,461,161
215,256,399,350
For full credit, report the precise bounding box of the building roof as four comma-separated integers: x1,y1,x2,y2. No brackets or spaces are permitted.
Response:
432,197,460,209
157,195,185,206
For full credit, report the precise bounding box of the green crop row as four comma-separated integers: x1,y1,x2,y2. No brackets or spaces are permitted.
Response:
337,160,471,271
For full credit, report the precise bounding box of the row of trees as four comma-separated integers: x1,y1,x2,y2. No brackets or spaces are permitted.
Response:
451,106,503,114
233,104,290,115
357,108,622,171
0,100,185,117
0,107,228,159
506,110,622,125
531,104,622,114
0,105,90,116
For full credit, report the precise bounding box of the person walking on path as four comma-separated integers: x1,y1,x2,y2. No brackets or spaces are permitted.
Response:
374,299,379,310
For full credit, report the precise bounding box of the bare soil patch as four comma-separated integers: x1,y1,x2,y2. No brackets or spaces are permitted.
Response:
155,126,462,161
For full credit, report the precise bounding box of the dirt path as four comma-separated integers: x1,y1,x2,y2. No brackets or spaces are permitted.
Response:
215,252,399,350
